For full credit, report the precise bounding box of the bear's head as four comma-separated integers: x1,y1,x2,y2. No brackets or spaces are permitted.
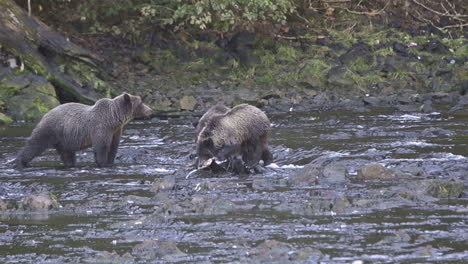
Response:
196,137,216,169
120,93,153,120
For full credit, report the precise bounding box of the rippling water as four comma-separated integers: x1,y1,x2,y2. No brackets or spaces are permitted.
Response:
0,109,467,263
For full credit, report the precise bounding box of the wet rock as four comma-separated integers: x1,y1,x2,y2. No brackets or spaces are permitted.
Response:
376,230,411,245
152,175,175,192
88,251,134,263
449,94,468,113
396,104,420,112
244,240,323,263
278,195,352,216
18,192,60,211
362,96,381,107
287,164,319,186
319,132,351,140
399,180,464,200
289,158,349,186
425,180,464,198
393,43,407,54
0,200,15,211
321,163,348,184
418,100,434,113
424,39,450,54
179,95,197,111
356,164,400,181
339,42,371,64
132,240,185,260
421,127,452,137
327,66,354,87
0,74,60,121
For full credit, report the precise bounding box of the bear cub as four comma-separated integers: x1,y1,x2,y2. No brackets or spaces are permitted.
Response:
196,103,273,174
15,93,152,168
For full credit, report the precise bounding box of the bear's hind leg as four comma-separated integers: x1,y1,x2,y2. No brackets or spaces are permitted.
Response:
56,147,76,168
15,139,51,168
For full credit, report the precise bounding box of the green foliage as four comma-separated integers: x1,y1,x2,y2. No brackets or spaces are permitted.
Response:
61,0,295,35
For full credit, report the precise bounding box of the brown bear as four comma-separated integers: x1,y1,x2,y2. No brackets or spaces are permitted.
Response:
196,103,273,174
15,93,152,168
193,104,231,138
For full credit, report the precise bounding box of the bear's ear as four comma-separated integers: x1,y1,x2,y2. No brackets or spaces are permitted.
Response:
124,93,131,103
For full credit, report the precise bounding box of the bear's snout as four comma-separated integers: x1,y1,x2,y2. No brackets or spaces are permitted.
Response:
138,104,153,119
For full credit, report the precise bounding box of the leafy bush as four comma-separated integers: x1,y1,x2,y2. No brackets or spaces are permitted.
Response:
40,0,296,34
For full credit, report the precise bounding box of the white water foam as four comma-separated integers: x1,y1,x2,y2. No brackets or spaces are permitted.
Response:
267,163,304,169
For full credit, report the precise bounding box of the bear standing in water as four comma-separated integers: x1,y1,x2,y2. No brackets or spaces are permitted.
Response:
196,104,273,174
15,93,152,168
193,104,231,137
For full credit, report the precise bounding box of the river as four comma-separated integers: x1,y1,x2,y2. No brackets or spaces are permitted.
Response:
0,109,467,263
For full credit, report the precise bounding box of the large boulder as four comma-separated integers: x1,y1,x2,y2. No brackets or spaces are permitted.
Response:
0,74,60,121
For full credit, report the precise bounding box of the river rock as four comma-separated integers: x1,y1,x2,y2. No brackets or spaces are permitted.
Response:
356,164,399,181
289,158,349,186
152,175,175,192
0,200,15,211
424,180,464,198
321,163,348,184
244,240,323,263
132,240,185,260
327,66,354,87
421,127,452,137
179,95,197,111
0,74,60,121
18,192,60,210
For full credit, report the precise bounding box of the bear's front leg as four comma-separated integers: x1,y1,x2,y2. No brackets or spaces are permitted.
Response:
108,128,122,164
92,134,112,167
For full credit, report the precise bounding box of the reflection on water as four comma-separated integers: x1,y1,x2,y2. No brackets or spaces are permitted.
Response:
0,110,467,263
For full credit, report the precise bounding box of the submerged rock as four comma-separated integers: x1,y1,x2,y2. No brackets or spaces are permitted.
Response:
18,192,60,211
132,240,185,260
288,157,348,186
356,164,407,181
243,240,323,263
152,175,176,192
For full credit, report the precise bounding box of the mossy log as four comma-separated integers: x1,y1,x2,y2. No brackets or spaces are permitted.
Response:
0,0,105,104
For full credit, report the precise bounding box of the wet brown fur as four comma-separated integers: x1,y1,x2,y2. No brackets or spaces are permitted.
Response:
197,104,273,172
194,104,231,138
15,93,152,168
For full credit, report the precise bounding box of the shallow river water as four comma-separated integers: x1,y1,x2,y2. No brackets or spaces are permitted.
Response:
0,109,467,263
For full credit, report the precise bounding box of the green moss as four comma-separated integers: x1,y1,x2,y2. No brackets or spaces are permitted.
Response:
0,82,22,97
428,181,464,198
135,50,153,64
32,97,52,114
374,47,395,57
21,54,48,76
276,45,300,62
301,59,332,84
348,56,375,73
0,113,13,125
453,44,468,59
346,71,384,91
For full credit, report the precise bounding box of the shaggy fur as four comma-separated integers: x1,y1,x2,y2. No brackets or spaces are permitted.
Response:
194,104,231,137
15,93,152,168
197,104,272,173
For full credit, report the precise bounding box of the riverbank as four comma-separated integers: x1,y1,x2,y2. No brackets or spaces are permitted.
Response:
1,2,467,122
